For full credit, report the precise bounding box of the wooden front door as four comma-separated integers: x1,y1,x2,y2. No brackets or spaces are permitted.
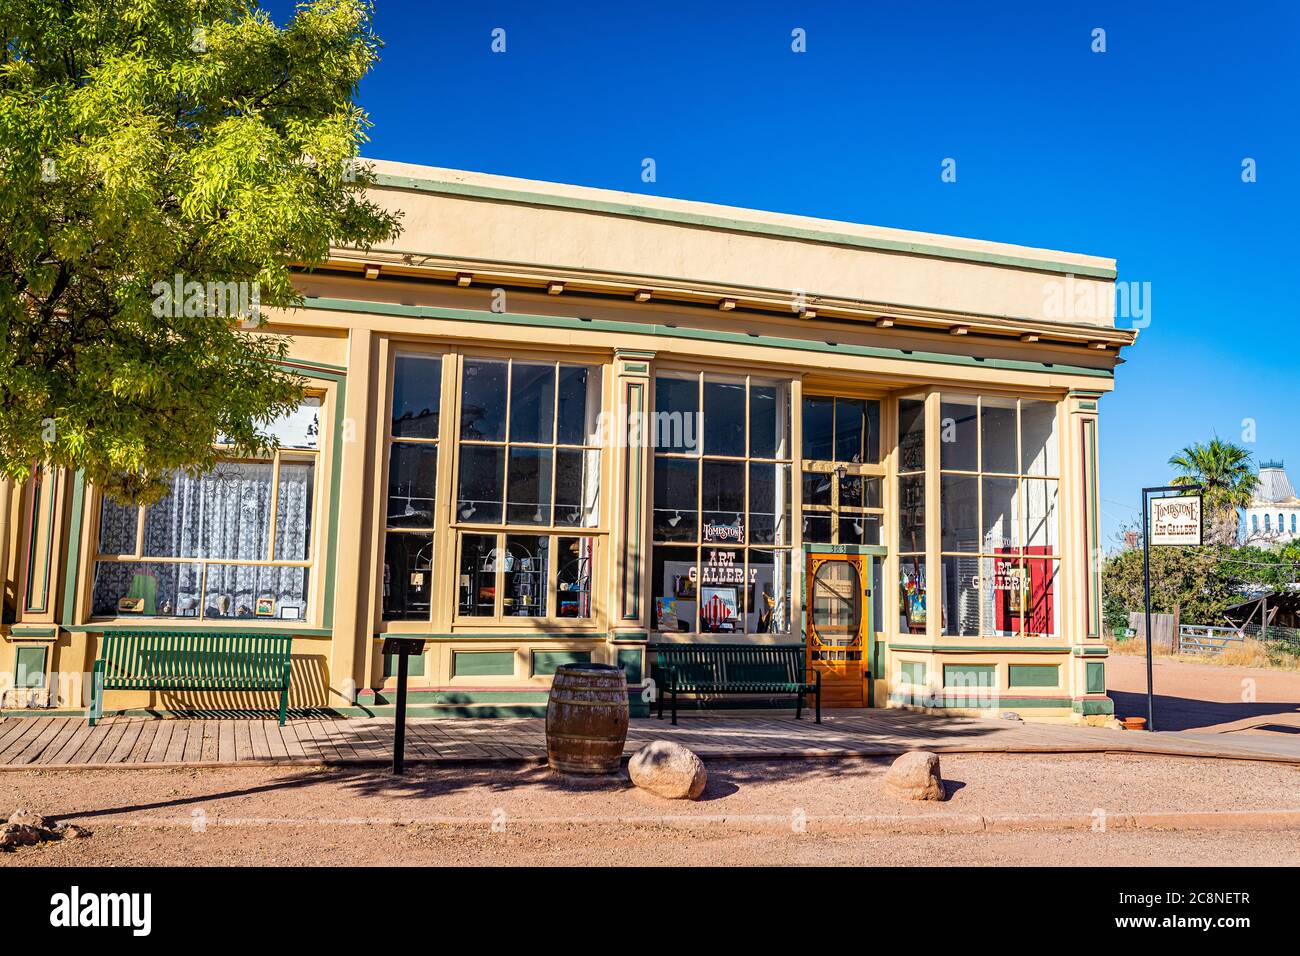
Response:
806,554,871,707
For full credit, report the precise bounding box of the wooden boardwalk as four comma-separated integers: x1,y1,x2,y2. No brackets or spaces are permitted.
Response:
0,710,1297,770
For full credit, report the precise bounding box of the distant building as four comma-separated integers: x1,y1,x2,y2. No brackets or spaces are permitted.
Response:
1243,461,1300,544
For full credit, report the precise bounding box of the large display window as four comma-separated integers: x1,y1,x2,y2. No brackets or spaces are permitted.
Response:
451,357,603,622
650,372,793,634
91,396,323,621
938,394,1060,637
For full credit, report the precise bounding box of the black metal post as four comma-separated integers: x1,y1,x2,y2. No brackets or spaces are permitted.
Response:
392,647,409,775
1142,487,1155,731
1141,484,1203,733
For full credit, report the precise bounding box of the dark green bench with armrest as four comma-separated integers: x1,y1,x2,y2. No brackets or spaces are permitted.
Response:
652,644,820,725
88,631,293,725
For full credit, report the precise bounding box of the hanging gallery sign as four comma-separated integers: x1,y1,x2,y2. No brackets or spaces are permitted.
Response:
702,520,744,544
1149,494,1203,546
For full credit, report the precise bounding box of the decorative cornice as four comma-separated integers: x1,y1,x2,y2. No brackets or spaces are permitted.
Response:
310,249,1137,353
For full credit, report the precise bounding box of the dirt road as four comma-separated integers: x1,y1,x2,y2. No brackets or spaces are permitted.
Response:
4,753,1298,866
1107,653,1300,734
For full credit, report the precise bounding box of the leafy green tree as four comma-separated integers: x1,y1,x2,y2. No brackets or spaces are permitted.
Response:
0,0,400,501
1101,545,1238,626
1168,437,1258,545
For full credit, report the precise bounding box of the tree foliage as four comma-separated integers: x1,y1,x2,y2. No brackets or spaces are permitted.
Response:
1102,545,1238,625
1102,540,1300,627
0,0,401,501
1168,437,1258,545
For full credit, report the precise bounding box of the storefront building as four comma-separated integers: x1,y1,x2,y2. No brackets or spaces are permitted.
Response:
0,160,1133,721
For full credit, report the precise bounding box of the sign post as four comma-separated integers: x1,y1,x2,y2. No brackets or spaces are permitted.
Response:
1140,486,1203,731
381,638,427,774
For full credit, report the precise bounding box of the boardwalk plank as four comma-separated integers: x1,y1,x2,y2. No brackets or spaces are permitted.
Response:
279,722,307,759
86,720,129,764
218,721,236,762
146,721,175,763
25,718,84,765
182,721,203,763
127,720,161,763
234,720,253,761
263,721,289,759
200,721,219,762
107,720,146,763
164,722,189,762
14,718,69,764
0,718,52,760
248,720,270,760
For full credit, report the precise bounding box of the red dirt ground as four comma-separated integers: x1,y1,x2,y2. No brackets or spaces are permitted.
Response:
2,753,1298,866
1107,653,1300,735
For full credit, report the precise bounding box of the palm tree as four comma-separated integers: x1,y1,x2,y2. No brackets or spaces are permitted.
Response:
1168,438,1258,545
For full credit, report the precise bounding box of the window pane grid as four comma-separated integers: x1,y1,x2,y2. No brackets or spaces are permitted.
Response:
456,358,602,530
652,372,791,634
92,399,321,621
938,394,1059,637
384,355,442,620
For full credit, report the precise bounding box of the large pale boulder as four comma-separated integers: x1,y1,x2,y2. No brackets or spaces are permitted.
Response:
9,809,50,829
884,751,946,801
628,740,707,800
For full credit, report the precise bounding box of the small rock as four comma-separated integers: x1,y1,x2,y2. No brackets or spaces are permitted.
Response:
50,822,90,840
8,809,50,829
884,751,946,801
628,740,707,800
999,711,1022,721
0,823,45,846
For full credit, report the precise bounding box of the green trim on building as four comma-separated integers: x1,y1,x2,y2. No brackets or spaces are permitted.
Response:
60,364,345,636
617,647,644,684
302,297,1116,381
371,173,1118,279
15,645,48,689
1072,645,1109,656
23,465,58,614
1007,664,1060,688
1082,417,1102,637
1086,660,1106,695
889,643,1070,654
898,660,927,686
451,651,515,678
531,649,592,676
64,624,333,637
621,380,645,620
9,624,59,638
59,470,87,627
1073,697,1115,716
383,650,427,678
375,631,607,641
942,663,997,687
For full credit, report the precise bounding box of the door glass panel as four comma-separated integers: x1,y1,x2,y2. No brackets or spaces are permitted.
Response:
811,561,861,639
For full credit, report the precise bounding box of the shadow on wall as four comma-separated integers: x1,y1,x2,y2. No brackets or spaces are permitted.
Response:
154,653,331,715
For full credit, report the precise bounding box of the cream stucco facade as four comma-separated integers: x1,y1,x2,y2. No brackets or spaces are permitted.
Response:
1,160,1133,722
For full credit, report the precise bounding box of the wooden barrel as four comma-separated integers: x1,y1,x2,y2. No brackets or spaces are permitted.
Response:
546,663,629,774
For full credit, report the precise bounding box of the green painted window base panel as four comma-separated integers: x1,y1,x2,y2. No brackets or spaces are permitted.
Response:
1007,664,1060,689
1073,698,1115,716
894,696,1075,709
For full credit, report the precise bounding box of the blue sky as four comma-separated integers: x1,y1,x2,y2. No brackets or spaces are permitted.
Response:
274,0,1298,545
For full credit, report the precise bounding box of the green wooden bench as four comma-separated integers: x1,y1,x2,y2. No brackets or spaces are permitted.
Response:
652,644,821,725
88,631,293,725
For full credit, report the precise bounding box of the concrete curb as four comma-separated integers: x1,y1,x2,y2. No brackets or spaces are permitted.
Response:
3,742,1299,773
802,809,1300,835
